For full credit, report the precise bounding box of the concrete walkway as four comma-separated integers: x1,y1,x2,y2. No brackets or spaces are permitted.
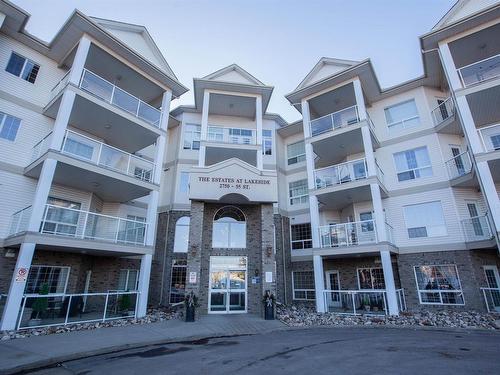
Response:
0,315,285,374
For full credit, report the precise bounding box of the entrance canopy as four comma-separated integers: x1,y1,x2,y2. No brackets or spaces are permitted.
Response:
189,158,278,203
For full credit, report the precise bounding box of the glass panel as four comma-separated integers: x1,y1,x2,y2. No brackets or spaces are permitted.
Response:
137,102,160,126
210,292,226,312
80,71,113,102
67,294,106,323
210,271,227,289
112,87,139,115
105,293,137,319
18,296,67,328
460,55,500,86
228,292,245,311
229,271,245,289
6,53,25,76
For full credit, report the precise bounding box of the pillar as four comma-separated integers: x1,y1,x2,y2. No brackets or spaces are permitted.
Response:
159,90,172,132
137,254,153,317
185,201,204,311
199,90,210,167
476,161,500,237
261,204,276,313
68,35,91,87
256,95,263,170
353,78,367,121
313,255,326,313
370,183,386,242
438,42,462,91
361,125,376,177
50,90,76,150
380,250,399,316
454,96,484,154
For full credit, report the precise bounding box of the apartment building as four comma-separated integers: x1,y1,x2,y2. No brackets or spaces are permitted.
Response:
0,0,499,331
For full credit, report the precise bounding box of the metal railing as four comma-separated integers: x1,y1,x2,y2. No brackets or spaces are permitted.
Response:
461,215,492,242
386,115,420,131
39,204,148,245
480,288,500,313
445,150,472,180
375,161,385,185
323,289,387,315
431,97,454,126
309,105,360,137
9,206,32,235
478,124,500,152
79,69,161,127
314,158,368,189
207,126,256,145
17,291,139,330
291,239,313,250
31,130,155,182
396,288,407,312
457,53,500,87
385,222,394,244
318,219,377,248
50,70,71,100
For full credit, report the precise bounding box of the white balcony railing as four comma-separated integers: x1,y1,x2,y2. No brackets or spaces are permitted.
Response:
9,204,148,246
17,291,139,330
318,219,377,248
50,70,71,101
309,105,360,137
79,69,161,127
445,150,472,180
385,222,394,245
481,288,500,313
431,97,455,126
31,130,155,182
478,124,500,152
461,215,492,242
207,126,256,145
314,158,368,189
323,288,406,315
457,54,500,87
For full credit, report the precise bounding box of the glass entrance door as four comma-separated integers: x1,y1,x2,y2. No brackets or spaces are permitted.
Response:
209,256,247,314
325,270,341,308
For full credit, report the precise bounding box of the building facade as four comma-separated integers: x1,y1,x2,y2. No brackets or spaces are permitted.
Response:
1,0,500,330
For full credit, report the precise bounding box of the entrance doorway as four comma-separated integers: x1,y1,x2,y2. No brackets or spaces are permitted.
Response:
209,256,247,314
325,270,341,308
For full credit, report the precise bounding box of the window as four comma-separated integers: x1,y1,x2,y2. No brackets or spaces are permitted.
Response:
120,215,146,244
385,99,420,131
414,265,464,305
183,124,201,150
358,268,385,289
291,223,312,250
404,201,447,238
289,179,308,205
179,172,190,193
229,128,253,144
262,129,272,155
212,206,246,248
25,266,70,294
170,260,187,303
393,146,432,182
118,269,139,291
173,216,190,253
42,197,81,236
359,212,374,232
292,271,315,300
287,141,305,165
0,112,21,142
6,52,40,83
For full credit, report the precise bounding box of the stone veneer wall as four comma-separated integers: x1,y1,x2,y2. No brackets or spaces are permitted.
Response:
274,214,292,304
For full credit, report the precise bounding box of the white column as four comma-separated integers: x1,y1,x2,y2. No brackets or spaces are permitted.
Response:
455,96,483,154
28,159,58,231
370,183,386,242
256,95,263,170
0,12,6,28
361,125,376,177
476,161,500,234
50,90,76,150
145,190,159,246
309,195,321,248
159,90,172,132
68,35,91,86
301,99,311,138
153,135,166,185
0,243,36,330
380,250,399,316
438,42,462,91
137,254,153,317
199,90,210,167
353,78,367,121
313,255,326,313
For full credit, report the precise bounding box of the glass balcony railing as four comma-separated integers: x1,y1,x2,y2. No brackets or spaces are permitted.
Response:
461,215,492,242
314,158,368,189
9,206,32,235
431,97,455,126
31,130,155,183
318,219,378,248
79,69,161,127
309,105,360,137
207,126,256,145
457,54,500,87
445,150,472,180
478,124,500,152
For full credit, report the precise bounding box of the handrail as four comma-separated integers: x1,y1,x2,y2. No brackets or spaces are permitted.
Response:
461,214,492,242
314,157,366,172
50,70,71,93
477,123,500,152
314,158,368,189
431,97,454,126
445,149,472,180
309,105,360,137
386,114,419,129
318,219,378,248
457,53,500,87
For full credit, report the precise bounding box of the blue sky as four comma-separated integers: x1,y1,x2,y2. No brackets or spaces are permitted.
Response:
12,0,456,122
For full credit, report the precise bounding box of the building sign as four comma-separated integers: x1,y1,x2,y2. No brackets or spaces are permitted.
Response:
15,267,29,282
189,272,197,284
265,272,273,283
189,159,278,203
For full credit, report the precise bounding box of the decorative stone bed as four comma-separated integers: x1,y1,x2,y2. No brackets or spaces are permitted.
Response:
1,307,182,341
277,304,500,330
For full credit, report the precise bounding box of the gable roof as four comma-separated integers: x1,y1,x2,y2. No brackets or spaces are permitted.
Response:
433,0,499,30
295,57,360,91
201,64,266,86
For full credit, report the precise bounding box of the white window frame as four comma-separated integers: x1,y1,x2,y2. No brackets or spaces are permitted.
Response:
170,259,187,304
292,271,316,300
179,172,190,193
5,51,40,83
287,141,306,165
356,267,385,290
25,265,71,295
0,111,21,142
393,146,433,182
118,269,139,291
289,179,308,206
212,206,247,249
384,99,420,131
183,123,201,150
403,201,447,239
413,264,465,306
173,216,190,253
262,129,273,155
290,223,313,250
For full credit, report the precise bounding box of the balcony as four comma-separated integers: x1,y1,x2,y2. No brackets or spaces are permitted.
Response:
323,289,406,315
9,204,148,246
204,126,259,167
207,127,256,145
319,220,378,248
430,98,461,134
445,150,475,186
26,130,156,202
478,124,500,153
314,158,368,189
309,105,360,137
461,215,492,243
457,54,500,88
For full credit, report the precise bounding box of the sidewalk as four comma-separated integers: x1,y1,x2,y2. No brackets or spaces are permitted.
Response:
0,315,285,374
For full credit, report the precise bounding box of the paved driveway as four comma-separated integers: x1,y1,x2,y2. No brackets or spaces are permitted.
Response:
28,327,500,375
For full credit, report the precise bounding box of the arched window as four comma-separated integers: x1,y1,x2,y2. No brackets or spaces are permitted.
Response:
212,206,246,248
173,216,190,253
